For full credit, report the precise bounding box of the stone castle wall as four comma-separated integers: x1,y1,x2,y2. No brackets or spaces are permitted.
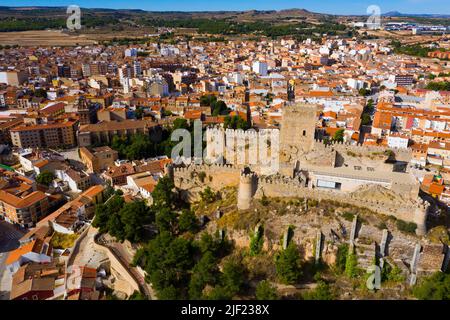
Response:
254,176,427,234
205,127,412,167
173,163,242,201
312,139,412,163
172,162,428,234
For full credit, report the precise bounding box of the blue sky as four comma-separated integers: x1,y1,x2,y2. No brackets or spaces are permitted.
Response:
3,0,450,15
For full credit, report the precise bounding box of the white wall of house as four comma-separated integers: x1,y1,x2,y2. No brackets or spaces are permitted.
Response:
52,222,75,234
387,136,409,149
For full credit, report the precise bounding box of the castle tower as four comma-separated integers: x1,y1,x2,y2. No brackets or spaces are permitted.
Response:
280,103,318,162
237,168,256,210
164,163,174,182
413,202,429,236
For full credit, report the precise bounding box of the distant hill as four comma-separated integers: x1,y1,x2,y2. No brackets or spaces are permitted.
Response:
383,11,450,19
0,6,328,21
0,6,446,35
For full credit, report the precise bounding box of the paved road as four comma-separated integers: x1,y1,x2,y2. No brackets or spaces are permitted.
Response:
0,221,24,253
97,234,155,299
0,221,25,300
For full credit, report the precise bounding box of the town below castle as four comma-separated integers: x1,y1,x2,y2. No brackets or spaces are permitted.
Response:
0,8,450,301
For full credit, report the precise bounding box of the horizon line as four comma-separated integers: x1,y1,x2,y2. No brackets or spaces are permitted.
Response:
2,5,450,17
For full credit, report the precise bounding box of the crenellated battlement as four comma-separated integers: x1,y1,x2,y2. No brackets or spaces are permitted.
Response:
173,162,240,173
313,138,411,154
240,170,257,182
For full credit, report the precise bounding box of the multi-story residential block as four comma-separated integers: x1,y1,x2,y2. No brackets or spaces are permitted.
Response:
10,120,77,149
0,118,23,145
0,184,49,227
387,134,409,149
0,71,28,86
394,74,414,87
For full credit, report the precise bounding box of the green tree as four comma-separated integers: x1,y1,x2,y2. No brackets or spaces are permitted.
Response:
220,258,245,297
189,251,219,299
178,210,199,233
92,203,110,233
138,231,194,299
200,186,216,203
107,214,125,241
396,220,417,234
425,81,450,91
381,262,405,283
206,285,232,300
332,129,345,143
110,134,154,160
152,176,176,209
197,232,231,259
211,100,229,116
361,113,372,126
36,171,55,186
200,94,217,107
172,118,190,130
255,280,278,300
335,244,349,274
119,201,153,242
34,88,47,98
413,272,450,300
275,242,302,284
345,248,359,278
224,115,249,130
358,88,370,96
157,285,180,300
249,227,264,256
128,290,147,300
302,281,334,300
135,106,144,119
155,207,178,234
92,195,152,243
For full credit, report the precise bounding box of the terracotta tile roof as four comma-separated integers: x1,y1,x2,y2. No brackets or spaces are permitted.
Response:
81,185,104,200
412,130,450,139
305,90,334,97
141,183,156,193
41,102,66,115
5,239,40,265
79,119,157,132
204,116,225,124
11,120,76,132
11,277,55,300
229,111,247,120
323,111,337,119
428,141,450,151
184,110,203,120
429,183,445,195
105,164,135,178
373,111,392,130
0,190,47,209
34,159,49,168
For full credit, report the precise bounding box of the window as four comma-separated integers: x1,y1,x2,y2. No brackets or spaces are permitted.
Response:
354,166,362,171
367,167,375,172
302,130,306,136
32,295,38,300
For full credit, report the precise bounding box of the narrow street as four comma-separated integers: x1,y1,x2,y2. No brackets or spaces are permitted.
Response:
0,221,26,300
96,233,155,299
